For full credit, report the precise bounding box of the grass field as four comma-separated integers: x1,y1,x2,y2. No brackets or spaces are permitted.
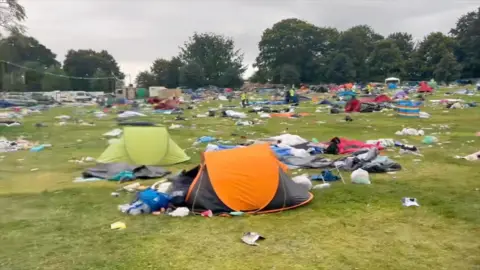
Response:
1,90,480,270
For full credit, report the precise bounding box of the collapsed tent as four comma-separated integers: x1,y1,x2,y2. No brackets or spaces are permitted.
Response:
418,81,433,93
83,163,170,180
325,137,383,155
358,94,391,103
171,144,313,214
345,98,361,112
97,126,190,166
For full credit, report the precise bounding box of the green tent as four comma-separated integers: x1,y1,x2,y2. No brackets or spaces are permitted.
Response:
97,126,190,166
136,88,148,99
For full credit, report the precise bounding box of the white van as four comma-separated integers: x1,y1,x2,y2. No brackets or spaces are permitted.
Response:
71,91,92,102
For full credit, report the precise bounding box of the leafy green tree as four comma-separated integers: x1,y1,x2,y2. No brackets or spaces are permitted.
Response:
325,53,356,84
450,7,480,78
41,66,70,91
150,58,170,86
387,32,415,59
179,32,245,87
336,25,384,82
135,71,156,88
255,18,338,83
368,40,405,81
0,34,59,90
150,57,182,88
179,62,205,89
433,52,462,84
278,64,300,85
2,71,25,91
412,32,456,80
90,69,111,91
249,69,268,83
63,49,124,91
217,66,244,88
23,61,44,91
0,0,26,33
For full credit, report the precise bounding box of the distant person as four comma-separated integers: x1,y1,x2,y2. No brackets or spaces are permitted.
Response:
289,87,297,104
241,91,248,108
284,89,290,104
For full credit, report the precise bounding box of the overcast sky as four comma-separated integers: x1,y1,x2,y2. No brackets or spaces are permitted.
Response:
21,0,479,82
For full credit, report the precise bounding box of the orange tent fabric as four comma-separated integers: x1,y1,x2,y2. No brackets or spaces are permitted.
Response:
185,144,313,214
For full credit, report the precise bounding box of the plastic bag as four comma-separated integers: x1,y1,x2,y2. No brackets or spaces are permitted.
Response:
351,168,370,184
292,174,312,190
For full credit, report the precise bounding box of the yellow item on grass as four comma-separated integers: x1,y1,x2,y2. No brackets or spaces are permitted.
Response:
110,221,126,230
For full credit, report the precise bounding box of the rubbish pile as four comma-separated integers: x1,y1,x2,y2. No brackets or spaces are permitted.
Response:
0,137,39,153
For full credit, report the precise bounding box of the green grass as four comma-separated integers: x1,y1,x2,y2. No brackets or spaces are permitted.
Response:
1,90,480,270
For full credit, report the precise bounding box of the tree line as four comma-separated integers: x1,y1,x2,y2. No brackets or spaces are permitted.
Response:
0,33,124,92
0,0,479,91
140,7,480,88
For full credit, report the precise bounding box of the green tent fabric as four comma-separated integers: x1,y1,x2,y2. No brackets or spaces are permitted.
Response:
97,126,190,166
136,88,147,99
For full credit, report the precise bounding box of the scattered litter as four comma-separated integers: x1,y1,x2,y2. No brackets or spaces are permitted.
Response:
241,232,265,246
422,136,438,144
366,138,395,148
122,182,141,192
30,168,39,172
169,124,183,129
55,115,71,120
351,168,370,184
168,207,190,217
30,144,51,152
235,120,253,126
118,111,146,118
225,110,247,119
230,211,244,216
201,210,213,217
312,183,331,189
103,128,122,137
402,197,420,207
395,128,425,136
292,174,312,190
419,112,431,118
110,221,126,230
197,136,216,144
0,121,21,127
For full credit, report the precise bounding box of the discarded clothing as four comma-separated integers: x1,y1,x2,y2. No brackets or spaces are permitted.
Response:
117,111,146,118
311,170,340,182
325,137,383,155
83,163,170,180
333,148,401,173
270,134,308,146
225,110,246,119
279,155,332,169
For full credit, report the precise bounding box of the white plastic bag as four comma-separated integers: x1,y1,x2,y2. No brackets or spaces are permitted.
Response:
351,169,370,184
168,207,190,217
292,174,312,190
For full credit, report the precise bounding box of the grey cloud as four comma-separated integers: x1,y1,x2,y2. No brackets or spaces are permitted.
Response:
21,0,479,79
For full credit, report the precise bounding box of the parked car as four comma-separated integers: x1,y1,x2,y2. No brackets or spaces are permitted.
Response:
30,93,57,105
72,91,92,102
2,93,38,106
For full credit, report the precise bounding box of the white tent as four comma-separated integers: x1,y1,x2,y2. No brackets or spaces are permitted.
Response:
385,77,400,84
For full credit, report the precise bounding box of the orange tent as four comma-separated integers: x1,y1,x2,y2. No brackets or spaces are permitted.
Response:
185,144,313,214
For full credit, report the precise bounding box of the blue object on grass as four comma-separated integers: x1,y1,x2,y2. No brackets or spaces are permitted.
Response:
198,136,216,143
137,188,170,212
311,170,340,182
110,171,135,181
